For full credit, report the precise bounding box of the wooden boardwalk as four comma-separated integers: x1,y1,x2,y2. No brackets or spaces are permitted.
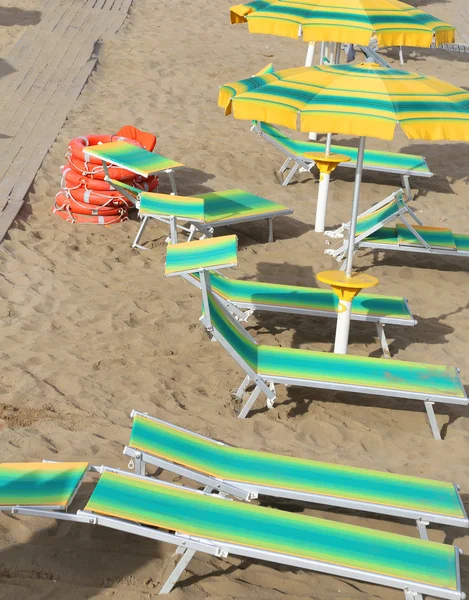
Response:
0,0,133,241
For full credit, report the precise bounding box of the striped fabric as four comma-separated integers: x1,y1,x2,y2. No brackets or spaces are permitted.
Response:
84,142,184,177
139,192,205,221
396,225,456,249
165,236,238,276
130,415,467,523
0,462,89,508
207,291,466,399
454,234,469,252
356,198,402,236
196,189,292,223
258,122,432,175
199,271,414,321
230,0,455,47
85,470,458,591
366,227,400,245
219,63,469,141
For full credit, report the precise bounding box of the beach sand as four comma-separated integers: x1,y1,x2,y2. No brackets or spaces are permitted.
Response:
1,0,469,598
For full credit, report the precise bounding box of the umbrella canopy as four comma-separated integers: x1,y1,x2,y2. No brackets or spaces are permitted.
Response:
230,0,455,47
219,63,469,141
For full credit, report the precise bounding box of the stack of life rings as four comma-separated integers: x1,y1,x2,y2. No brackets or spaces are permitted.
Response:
54,127,158,225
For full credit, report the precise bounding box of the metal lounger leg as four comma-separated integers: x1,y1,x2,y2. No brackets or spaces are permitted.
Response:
235,375,251,400
159,547,196,595
416,518,429,540
279,157,292,174
134,454,146,476
375,323,391,358
282,162,301,186
401,175,413,201
132,215,150,250
268,218,274,243
169,216,178,244
167,170,178,195
424,401,441,440
238,385,262,419
187,224,197,242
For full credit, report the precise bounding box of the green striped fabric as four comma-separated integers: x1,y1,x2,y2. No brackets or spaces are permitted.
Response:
454,234,469,252
130,415,467,522
165,236,238,276
139,192,205,221
195,189,292,223
86,470,458,591
198,272,413,322
356,198,402,236
84,142,184,178
0,462,89,508
259,122,432,175
366,227,400,245
396,225,456,249
207,291,466,400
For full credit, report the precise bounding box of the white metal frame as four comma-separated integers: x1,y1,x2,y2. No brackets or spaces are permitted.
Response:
4,463,465,599
181,269,416,358
252,122,432,199
326,191,469,265
124,410,469,535
199,289,467,437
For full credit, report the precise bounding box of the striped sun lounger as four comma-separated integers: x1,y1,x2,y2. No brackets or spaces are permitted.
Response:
185,268,417,358
84,141,184,192
125,411,469,539
164,236,467,438
1,462,465,599
253,122,433,199
326,190,469,265
108,180,293,249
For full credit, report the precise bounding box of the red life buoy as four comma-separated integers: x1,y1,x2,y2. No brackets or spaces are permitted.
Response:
66,187,132,208
61,166,158,197
53,193,127,225
68,135,140,165
66,157,137,181
54,192,126,216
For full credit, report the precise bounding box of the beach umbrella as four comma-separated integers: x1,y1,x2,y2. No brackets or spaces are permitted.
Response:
230,0,456,227
230,0,455,57
219,62,469,353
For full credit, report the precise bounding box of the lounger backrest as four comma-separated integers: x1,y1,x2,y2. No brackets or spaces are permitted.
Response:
356,194,403,237
85,141,183,178
128,413,469,526
207,289,258,370
138,191,205,221
0,462,89,509
165,236,238,277
85,469,460,595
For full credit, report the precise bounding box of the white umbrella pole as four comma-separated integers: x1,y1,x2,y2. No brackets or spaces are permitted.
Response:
345,136,366,277
305,42,315,66
314,132,333,232
334,299,352,354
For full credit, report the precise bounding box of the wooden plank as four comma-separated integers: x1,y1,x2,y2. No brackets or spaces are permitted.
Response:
0,0,133,239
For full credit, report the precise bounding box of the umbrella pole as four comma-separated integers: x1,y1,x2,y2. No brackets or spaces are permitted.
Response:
305,42,315,67
345,136,366,277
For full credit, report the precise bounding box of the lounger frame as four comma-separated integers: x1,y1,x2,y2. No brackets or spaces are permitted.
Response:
124,411,469,538
252,122,433,200
326,191,469,265
5,463,464,600
201,288,466,439
183,270,417,358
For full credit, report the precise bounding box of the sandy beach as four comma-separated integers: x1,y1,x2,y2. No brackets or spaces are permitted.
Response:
1,0,469,598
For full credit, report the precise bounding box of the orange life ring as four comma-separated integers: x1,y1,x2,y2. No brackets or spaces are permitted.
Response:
66,187,132,208
66,157,136,181
54,192,126,216
53,194,127,225
62,166,158,196
68,135,140,165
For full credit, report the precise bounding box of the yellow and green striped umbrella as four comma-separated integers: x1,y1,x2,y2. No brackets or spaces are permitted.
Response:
230,0,455,47
219,61,469,353
219,63,469,142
